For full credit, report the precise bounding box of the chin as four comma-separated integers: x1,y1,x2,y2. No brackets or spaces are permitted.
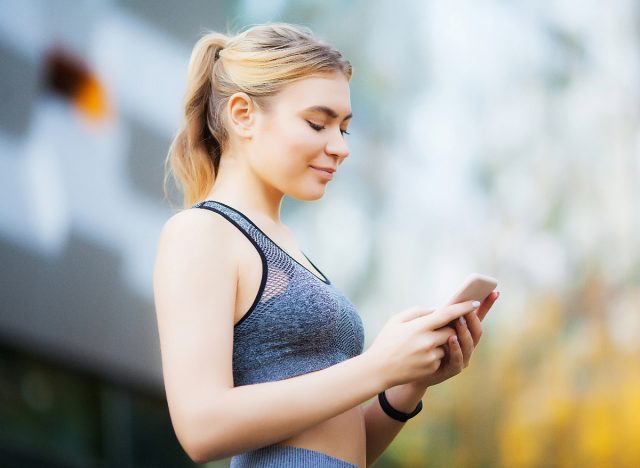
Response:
288,187,327,201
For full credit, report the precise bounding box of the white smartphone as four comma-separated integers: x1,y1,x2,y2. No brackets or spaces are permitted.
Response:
444,273,498,307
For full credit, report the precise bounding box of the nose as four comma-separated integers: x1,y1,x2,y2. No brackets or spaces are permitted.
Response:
325,127,350,161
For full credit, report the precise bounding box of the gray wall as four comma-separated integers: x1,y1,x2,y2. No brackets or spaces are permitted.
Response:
0,0,234,392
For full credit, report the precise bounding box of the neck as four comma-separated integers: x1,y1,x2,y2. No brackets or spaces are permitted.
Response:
204,153,284,225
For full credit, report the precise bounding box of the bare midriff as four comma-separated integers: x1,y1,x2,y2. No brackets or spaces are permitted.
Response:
276,406,367,467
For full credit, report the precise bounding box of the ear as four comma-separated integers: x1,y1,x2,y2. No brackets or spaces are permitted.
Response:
226,92,257,139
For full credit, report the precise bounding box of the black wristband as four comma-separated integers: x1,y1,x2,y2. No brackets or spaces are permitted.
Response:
378,390,423,422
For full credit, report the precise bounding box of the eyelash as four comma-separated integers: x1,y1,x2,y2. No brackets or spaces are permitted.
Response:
307,121,350,136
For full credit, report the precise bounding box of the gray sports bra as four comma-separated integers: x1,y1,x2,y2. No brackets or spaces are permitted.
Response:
191,200,365,387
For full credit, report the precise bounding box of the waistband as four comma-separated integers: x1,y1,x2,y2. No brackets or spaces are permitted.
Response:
229,443,359,467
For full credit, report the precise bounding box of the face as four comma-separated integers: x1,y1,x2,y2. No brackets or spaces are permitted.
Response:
244,72,352,201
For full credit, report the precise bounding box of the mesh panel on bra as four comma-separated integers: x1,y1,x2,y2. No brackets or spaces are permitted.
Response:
191,200,365,386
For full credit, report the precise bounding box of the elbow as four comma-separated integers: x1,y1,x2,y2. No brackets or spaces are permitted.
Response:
169,389,242,463
188,448,216,466
179,428,224,464
173,411,230,464
175,428,210,464
185,447,207,465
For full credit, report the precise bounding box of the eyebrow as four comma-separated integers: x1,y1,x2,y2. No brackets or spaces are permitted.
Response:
305,105,353,121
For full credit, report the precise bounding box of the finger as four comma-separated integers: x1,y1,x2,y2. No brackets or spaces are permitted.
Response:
428,328,456,348
455,316,475,363
428,346,446,363
477,291,499,322
396,305,436,323
416,300,481,331
447,335,464,370
463,310,483,345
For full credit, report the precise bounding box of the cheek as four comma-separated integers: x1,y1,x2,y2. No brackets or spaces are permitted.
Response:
252,117,323,177
276,125,321,164
297,128,328,159
280,120,314,146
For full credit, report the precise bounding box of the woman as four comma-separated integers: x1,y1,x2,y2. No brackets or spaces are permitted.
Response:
153,22,499,467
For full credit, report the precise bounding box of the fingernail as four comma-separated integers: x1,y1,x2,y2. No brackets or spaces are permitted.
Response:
452,335,458,343
459,316,466,325
472,301,480,308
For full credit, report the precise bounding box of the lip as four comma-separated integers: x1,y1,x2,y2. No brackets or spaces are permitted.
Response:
310,166,336,173
309,166,336,180
310,166,335,180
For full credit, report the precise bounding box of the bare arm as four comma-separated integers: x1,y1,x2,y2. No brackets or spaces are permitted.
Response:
199,351,381,461
153,210,387,463
363,384,426,466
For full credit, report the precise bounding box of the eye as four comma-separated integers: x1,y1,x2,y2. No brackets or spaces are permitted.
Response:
306,120,350,136
306,121,325,131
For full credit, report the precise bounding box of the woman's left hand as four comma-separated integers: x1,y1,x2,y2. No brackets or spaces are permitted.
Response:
405,290,500,391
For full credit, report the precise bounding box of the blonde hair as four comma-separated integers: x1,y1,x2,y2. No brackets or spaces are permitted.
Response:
164,22,353,209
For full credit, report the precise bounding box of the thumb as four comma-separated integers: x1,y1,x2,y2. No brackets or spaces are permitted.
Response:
394,305,436,323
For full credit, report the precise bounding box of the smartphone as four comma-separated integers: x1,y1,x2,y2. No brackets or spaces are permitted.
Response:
444,273,498,307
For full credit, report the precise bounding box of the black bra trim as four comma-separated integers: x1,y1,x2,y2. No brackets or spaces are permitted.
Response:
199,200,331,285
192,203,268,328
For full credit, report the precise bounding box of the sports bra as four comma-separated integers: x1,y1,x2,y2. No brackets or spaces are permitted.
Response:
191,200,365,387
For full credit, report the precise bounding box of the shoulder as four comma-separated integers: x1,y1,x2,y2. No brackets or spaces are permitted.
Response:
154,207,248,279
158,206,243,252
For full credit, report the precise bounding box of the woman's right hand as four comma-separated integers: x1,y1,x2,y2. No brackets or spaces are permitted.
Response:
365,300,481,388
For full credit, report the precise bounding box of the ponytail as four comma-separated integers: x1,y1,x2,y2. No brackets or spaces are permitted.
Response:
164,32,227,209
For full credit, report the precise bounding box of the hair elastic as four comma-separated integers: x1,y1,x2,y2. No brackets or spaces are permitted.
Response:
378,390,423,422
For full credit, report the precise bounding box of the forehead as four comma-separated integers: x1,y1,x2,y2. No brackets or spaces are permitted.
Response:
274,73,351,115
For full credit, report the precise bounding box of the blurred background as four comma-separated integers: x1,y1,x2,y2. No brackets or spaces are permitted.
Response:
1,0,638,467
